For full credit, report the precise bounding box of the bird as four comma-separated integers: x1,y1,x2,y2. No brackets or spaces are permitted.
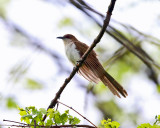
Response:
57,34,128,98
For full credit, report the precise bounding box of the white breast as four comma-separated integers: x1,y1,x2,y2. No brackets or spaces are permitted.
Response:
65,42,80,65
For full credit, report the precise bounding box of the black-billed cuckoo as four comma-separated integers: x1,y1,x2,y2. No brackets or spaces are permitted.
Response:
57,34,128,98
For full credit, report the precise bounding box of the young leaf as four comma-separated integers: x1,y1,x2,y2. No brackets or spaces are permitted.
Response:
100,119,120,128
69,115,80,125
39,108,47,115
53,111,61,124
60,113,68,125
19,110,27,116
137,123,152,128
46,118,54,126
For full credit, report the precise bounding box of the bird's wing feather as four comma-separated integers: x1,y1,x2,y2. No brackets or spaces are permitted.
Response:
78,65,100,84
74,41,97,57
75,41,100,83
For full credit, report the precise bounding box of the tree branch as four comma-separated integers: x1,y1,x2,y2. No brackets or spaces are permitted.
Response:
57,101,97,128
42,0,117,121
2,119,95,128
0,124,95,128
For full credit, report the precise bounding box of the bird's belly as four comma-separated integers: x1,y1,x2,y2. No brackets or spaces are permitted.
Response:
65,43,80,65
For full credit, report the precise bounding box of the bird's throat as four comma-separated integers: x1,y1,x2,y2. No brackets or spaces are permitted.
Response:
65,42,81,65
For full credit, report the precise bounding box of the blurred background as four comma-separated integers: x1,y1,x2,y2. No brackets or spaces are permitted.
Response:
0,0,160,128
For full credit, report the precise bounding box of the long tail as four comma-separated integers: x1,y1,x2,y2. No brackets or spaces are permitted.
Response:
100,72,128,98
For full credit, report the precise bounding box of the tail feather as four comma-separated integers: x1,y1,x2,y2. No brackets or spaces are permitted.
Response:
83,57,128,98
101,72,128,98
101,77,121,98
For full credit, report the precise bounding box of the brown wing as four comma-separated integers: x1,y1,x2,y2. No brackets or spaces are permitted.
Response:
74,41,97,57
79,64,100,84
74,41,100,83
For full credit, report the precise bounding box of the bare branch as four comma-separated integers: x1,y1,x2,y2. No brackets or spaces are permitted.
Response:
3,119,28,126
57,101,97,128
0,124,95,128
2,119,95,128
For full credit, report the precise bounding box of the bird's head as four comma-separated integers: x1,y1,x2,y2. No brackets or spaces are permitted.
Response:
57,34,78,44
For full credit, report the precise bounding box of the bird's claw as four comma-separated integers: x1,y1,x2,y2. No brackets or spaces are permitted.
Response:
76,59,82,64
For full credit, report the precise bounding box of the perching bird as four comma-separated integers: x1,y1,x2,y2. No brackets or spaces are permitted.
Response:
57,34,128,98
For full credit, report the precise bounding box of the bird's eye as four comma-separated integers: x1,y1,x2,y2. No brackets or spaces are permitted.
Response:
65,35,70,38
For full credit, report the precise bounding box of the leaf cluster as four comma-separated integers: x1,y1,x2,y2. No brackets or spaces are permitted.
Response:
17,106,160,128
18,106,80,127
100,119,120,128
137,115,160,128
99,116,160,128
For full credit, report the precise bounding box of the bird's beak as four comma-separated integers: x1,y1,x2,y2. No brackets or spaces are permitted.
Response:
57,36,65,39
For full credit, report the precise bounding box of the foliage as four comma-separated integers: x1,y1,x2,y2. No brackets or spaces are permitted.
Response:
100,119,120,128
25,78,43,90
18,106,80,127
137,115,160,128
18,106,160,128
99,115,160,128
58,17,73,28
0,0,10,19
6,97,17,109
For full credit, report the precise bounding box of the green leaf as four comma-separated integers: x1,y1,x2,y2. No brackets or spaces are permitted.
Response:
69,116,80,125
157,115,160,121
19,110,27,116
47,108,55,119
21,117,30,124
65,110,69,114
27,106,35,110
60,113,68,125
58,17,73,28
39,108,47,114
100,119,120,128
72,117,80,125
21,114,33,124
21,114,33,119
25,78,43,90
137,123,152,128
0,0,10,19
157,86,160,93
54,111,61,124
6,97,17,109
111,121,120,128
46,119,54,126
32,109,38,115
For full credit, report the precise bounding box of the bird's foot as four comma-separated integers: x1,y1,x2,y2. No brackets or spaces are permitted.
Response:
76,59,83,64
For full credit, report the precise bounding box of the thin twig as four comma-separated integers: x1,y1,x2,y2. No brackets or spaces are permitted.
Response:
0,124,95,128
3,119,95,128
34,120,36,128
3,119,28,126
50,124,96,128
0,124,27,127
57,100,97,128
42,0,117,121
